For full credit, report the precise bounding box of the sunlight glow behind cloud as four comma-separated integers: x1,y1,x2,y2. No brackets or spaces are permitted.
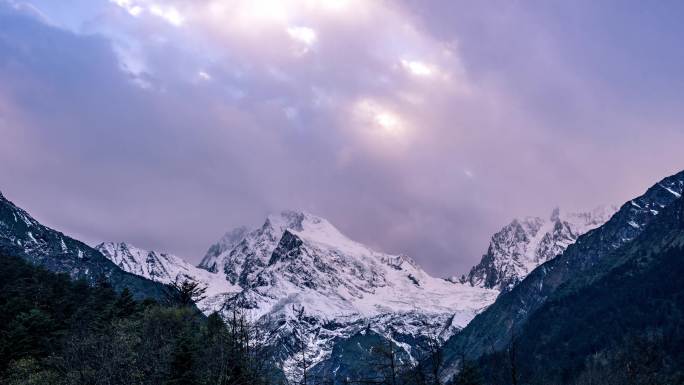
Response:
287,26,317,46
375,112,401,132
110,1,184,25
354,99,407,139
111,0,143,16
149,4,184,26
401,59,434,77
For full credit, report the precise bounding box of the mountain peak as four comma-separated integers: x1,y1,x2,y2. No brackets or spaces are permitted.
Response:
550,207,561,222
96,241,180,282
198,209,497,315
265,210,331,233
464,205,617,292
441,170,684,374
199,226,251,272
199,210,353,277
262,210,369,255
218,226,251,245
96,241,239,313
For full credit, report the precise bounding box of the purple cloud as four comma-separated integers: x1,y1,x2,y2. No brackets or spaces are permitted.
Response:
1,0,683,276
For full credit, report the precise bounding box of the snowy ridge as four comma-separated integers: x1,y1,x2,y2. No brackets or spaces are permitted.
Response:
96,242,239,313
0,192,168,300
463,205,618,292
98,210,496,381
204,211,497,320
0,192,88,260
193,210,498,380
91,206,617,381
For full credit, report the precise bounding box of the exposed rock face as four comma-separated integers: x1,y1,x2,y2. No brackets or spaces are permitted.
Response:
440,170,684,382
463,206,617,292
100,210,496,382
95,242,238,313
193,211,498,381
0,192,167,300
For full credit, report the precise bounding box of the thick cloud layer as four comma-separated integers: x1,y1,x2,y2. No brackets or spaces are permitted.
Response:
1,0,683,276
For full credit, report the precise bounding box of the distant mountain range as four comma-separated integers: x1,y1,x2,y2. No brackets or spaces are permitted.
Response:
72,206,621,381
2,169,682,384
96,211,499,380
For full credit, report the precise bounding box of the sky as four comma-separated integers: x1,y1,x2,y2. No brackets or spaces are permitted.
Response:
1,0,683,276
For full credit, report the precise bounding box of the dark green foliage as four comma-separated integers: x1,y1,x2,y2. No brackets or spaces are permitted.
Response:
454,361,482,385
166,278,208,307
114,287,138,318
0,254,271,385
168,330,200,385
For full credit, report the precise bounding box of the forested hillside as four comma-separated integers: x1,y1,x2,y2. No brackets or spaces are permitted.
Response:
0,254,277,385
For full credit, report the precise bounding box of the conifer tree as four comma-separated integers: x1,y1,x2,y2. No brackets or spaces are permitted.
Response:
114,288,137,318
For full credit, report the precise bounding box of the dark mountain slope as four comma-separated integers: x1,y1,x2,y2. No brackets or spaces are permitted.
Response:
440,170,684,380
0,191,168,299
475,194,684,384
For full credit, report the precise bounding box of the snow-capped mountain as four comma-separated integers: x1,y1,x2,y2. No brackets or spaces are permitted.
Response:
199,226,250,273
211,211,496,320
100,210,498,381
95,242,239,313
440,170,684,381
200,211,498,380
462,206,617,292
97,242,195,283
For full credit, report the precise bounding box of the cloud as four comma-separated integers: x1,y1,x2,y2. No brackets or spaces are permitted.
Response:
400,59,433,77
148,3,183,26
1,0,684,276
287,26,316,46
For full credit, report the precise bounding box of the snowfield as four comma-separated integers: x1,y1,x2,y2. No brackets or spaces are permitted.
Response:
99,210,498,378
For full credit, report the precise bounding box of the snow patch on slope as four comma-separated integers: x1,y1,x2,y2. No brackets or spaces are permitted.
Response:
463,205,618,292
96,242,240,312
100,210,498,382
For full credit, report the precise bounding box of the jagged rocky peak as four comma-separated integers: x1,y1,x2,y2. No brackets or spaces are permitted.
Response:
200,226,251,272
96,242,181,282
381,254,420,271
200,209,497,318
267,210,308,231
95,241,227,285
198,210,317,274
463,205,618,292
264,210,350,247
200,210,369,285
